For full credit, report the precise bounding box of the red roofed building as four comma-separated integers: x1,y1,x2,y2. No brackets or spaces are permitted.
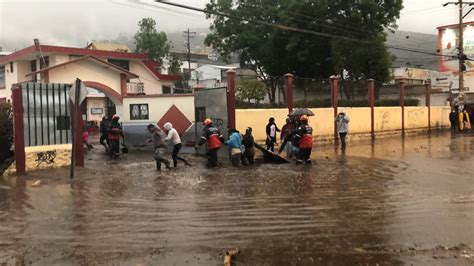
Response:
0,43,195,140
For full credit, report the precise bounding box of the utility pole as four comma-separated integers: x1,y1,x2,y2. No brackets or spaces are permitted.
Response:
443,1,474,108
458,0,465,107
183,28,196,89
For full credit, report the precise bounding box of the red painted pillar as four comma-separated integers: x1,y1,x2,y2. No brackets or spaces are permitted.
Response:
120,73,128,97
369,79,375,139
226,70,236,130
399,81,405,135
70,100,84,167
75,101,84,167
12,85,26,175
285,73,294,113
331,77,339,143
425,81,431,133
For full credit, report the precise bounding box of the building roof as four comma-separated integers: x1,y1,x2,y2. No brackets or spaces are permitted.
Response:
142,60,181,81
0,44,147,65
0,44,182,81
86,42,131,52
437,21,474,30
25,55,139,78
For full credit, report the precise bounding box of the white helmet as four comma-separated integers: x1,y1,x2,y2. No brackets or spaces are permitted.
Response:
164,122,173,131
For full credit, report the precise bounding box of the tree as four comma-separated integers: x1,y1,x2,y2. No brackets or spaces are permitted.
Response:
134,18,171,63
192,71,203,84
168,54,183,75
236,79,267,103
204,0,402,102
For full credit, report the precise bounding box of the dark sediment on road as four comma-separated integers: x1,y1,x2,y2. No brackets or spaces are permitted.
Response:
1,132,473,265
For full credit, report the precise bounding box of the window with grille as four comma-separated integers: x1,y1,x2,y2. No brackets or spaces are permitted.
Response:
130,104,149,120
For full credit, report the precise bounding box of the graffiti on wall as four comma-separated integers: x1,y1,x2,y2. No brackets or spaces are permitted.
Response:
35,150,56,167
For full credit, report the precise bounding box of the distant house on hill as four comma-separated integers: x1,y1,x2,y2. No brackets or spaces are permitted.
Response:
386,30,439,71
86,42,132,53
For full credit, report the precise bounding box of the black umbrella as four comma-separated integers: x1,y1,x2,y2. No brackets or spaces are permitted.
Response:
289,108,315,117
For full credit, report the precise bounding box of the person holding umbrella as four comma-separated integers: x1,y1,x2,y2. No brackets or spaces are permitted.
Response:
295,115,313,165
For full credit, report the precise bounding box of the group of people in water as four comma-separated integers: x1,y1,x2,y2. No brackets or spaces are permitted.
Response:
90,110,351,170
197,111,350,168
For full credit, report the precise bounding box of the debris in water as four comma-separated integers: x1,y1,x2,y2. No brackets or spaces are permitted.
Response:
224,248,240,266
31,180,42,187
354,248,366,253
0,185,12,190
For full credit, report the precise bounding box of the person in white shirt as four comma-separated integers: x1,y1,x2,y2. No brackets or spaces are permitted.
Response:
265,117,280,152
164,122,192,167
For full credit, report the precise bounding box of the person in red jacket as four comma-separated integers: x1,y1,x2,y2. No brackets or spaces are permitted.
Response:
107,115,123,159
198,118,224,168
295,115,313,165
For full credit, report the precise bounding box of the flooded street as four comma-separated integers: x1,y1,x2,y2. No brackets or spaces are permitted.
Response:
1,132,473,265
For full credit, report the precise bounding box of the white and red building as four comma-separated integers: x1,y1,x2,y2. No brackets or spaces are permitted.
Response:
438,21,474,102
0,44,195,140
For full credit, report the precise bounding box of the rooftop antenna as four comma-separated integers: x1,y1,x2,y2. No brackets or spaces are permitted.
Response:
33,38,47,69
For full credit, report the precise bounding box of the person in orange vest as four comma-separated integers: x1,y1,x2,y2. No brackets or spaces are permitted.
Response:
295,115,313,165
198,118,224,168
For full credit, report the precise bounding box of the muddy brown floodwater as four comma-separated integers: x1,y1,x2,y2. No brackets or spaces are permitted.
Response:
1,132,473,265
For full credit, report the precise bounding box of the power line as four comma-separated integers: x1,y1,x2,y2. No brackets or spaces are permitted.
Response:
111,0,207,22
153,0,454,59
400,6,446,14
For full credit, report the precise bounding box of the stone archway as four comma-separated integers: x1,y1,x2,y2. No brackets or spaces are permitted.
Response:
83,81,122,103
83,81,123,118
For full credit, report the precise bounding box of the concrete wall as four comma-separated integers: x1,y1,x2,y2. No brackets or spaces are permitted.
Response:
122,95,195,123
49,60,122,95
236,106,451,141
50,54,70,65
129,61,163,95
4,144,72,174
1,60,31,100
86,97,105,122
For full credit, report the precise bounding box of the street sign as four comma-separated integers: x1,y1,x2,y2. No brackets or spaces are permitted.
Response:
429,72,454,92
451,87,470,92
68,80,88,104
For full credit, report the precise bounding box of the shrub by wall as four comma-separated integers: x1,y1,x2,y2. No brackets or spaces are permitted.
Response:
0,102,13,161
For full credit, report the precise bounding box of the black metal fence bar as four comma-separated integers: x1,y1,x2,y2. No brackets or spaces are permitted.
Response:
64,85,68,143
46,83,50,145
52,83,56,145
26,83,31,146
32,83,37,146
58,86,63,143
39,83,44,145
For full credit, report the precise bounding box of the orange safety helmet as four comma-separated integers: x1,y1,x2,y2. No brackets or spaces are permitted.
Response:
300,115,309,121
112,114,120,120
203,118,213,126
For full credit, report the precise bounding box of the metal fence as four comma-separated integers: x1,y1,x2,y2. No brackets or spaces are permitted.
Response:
21,82,72,147
194,86,229,156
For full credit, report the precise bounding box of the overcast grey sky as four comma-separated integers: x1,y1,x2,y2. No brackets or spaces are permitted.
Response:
0,0,464,51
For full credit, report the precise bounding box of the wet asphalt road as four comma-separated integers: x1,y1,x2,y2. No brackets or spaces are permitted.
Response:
0,131,473,265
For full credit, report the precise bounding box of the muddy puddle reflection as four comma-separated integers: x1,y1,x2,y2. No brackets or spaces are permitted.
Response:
1,132,473,265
